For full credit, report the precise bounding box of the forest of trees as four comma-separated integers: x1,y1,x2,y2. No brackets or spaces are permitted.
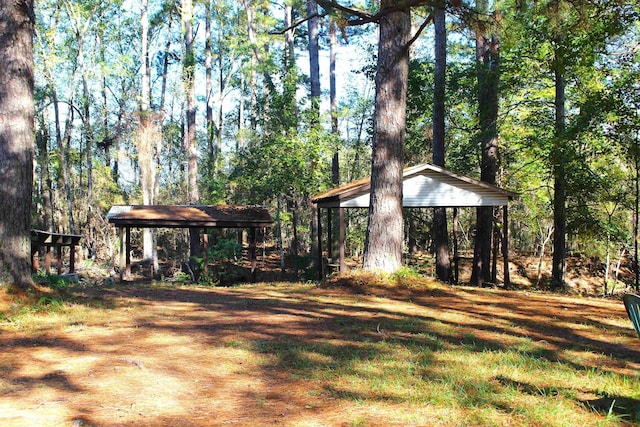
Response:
2,0,640,290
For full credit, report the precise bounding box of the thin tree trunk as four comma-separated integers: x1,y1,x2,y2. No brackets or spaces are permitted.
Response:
362,3,410,273
432,5,450,282
330,18,339,184
551,56,567,289
183,0,198,204
205,0,215,176
306,0,321,122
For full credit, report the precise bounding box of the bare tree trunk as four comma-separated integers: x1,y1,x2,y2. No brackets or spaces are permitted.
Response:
205,0,215,176
432,5,450,282
140,0,156,269
306,0,321,122
362,2,410,274
330,18,339,184
0,0,35,289
471,0,500,286
551,55,566,290
183,0,198,204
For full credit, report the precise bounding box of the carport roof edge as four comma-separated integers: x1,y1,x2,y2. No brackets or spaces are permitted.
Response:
311,163,518,208
106,205,273,228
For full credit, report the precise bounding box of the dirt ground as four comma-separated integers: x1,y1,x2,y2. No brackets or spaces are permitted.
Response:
1,272,639,426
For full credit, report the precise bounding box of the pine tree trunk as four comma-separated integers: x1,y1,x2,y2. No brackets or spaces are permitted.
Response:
432,6,450,282
307,0,321,120
362,2,410,274
330,18,339,184
0,0,35,289
183,0,198,204
551,60,567,289
471,0,500,286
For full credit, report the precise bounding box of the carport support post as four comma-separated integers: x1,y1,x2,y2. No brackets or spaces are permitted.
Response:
249,227,257,282
189,227,200,276
503,205,510,288
327,208,333,262
317,207,323,279
339,207,345,272
125,227,131,279
203,230,209,276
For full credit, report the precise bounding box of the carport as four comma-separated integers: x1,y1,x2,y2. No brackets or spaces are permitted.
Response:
311,163,518,284
107,205,273,280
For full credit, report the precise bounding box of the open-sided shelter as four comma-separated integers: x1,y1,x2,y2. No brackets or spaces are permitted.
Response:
311,163,518,284
107,205,273,280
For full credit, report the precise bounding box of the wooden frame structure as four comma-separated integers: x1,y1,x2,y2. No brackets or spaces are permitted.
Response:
107,205,273,281
311,163,518,285
31,229,82,274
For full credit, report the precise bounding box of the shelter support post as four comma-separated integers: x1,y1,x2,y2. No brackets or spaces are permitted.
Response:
118,228,124,278
56,246,63,273
327,208,333,262
69,242,76,273
125,227,131,279
249,227,257,282
453,208,459,284
317,207,323,280
203,230,209,276
339,207,345,272
189,227,200,270
45,246,51,274
503,205,511,288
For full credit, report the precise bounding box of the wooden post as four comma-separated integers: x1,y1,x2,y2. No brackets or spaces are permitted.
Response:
317,207,323,280
503,205,510,288
125,226,131,279
339,207,345,272
45,246,51,274
249,227,257,282
203,230,209,276
189,227,200,278
327,207,333,262
453,207,459,284
69,242,76,273
56,245,63,273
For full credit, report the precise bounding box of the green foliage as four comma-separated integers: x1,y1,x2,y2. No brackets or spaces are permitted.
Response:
207,239,243,262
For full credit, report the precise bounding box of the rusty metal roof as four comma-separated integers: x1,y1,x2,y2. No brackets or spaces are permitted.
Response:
107,205,273,228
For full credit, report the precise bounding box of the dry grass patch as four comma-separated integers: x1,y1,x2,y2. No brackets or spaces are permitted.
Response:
0,277,639,426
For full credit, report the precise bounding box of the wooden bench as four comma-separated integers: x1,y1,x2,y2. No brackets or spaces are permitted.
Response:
31,229,82,274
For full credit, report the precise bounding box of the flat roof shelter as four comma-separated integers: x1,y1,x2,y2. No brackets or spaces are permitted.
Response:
311,163,518,284
107,205,273,281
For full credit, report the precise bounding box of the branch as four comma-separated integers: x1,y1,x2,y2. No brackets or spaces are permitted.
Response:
269,12,329,35
407,12,435,47
316,0,373,24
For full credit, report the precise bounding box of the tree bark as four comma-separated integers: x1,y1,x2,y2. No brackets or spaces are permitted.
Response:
139,0,156,268
362,2,410,274
551,57,567,289
183,0,198,204
307,0,321,122
205,0,214,176
0,0,35,289
330,18,339,184
471,0,500,286
432,5,450,282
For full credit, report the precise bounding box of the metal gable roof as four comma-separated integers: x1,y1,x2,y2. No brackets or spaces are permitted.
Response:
311,163,518,208
107,205,273,228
